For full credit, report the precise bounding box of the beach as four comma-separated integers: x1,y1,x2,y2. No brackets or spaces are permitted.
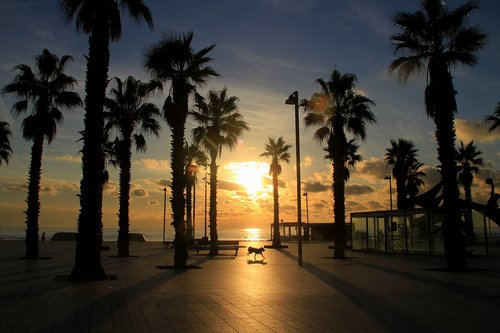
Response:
1,240,500,332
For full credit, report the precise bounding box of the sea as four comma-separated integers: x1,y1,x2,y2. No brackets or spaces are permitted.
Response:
0,226,270,242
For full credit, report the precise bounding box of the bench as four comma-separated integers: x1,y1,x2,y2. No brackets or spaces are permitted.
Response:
194,240,239,255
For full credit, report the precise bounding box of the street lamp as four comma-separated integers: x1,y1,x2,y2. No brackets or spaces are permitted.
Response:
384,175,393,210
286,91,303,266
162,187,167,244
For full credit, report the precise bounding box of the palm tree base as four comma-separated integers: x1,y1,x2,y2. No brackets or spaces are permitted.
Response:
68,268,108,281
446,252,467,272
174,247,188,267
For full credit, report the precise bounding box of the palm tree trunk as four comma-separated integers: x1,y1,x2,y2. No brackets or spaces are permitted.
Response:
395,170,406,210
186,180,193,244
171,85,188,267
272,168,281,248
209,153,218,255
117,138,132,257
332,131,347,259
70,17,109,280
463,175,475,243
428,60,466,271
25,133,43,259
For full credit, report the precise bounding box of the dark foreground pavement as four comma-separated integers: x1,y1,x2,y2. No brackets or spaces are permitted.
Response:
1,240,499,332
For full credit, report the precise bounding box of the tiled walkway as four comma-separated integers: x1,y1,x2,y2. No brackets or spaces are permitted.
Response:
1,240,499,332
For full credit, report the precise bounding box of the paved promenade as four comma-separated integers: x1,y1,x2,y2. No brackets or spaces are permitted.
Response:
1,240,500,332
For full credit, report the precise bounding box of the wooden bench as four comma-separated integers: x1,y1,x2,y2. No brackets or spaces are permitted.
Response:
194,240,239,255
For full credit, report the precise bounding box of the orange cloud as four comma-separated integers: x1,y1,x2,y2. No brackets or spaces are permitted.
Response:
456,119,500,143
134,159,170,171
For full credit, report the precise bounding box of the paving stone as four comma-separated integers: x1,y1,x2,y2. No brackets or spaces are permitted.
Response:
1,241,500,332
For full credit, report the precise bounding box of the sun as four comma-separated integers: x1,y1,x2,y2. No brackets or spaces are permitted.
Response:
225,161,269,197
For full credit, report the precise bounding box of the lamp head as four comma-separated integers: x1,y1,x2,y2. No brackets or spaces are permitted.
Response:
384,175,391,180
285,91,298,105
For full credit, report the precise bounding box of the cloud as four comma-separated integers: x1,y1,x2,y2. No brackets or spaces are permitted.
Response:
0,177,79,196
134,159,170,171
131,188,148,198
345,184,374,195
303,181,329,193
157,179,171,187
303,156,312,167
218,180,245,191
46,154,81,163
352,157,390,182
456,119,500,144
148,199,159,206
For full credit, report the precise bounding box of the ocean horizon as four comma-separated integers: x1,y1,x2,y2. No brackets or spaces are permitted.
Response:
0,226,270,242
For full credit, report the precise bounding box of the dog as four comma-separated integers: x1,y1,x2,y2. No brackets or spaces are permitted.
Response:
247,246,265,260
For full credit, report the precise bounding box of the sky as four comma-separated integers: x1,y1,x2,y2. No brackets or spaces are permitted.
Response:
0,0,499,236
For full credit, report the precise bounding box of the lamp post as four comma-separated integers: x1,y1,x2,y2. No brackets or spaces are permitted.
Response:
384,175,393,210
286,91,303,266
162,187,167,244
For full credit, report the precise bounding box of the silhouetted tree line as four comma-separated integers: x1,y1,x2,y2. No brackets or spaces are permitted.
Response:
1,0,499,276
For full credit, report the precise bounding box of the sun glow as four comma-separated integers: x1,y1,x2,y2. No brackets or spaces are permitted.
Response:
225,161,269,197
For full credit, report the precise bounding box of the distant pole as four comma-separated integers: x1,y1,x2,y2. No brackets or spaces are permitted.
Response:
384,175,393,210
286,91,302,266
162,187,167,243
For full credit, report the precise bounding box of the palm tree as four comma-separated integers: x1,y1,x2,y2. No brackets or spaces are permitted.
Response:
385,138,420,210
184,141,208,243
2,49,81,258
485,103,500,131
304,69,376,258
191,88,249,255
457,140,483,242
60,0,153,280
406,162,426,209
389,0,487,271
325,139,362,182
260,137,291,248
0,121,13,165
104,76,161,257
144,31,219,267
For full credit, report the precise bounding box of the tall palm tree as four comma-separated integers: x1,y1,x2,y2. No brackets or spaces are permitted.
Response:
406,162,426,209
0,121,13,165
389,0,487,271
485,103,500,131
325,138,362,181
2,49,81,258
304,69,376,258
104,76,161,257
260,137,291,248
184,141,208,243
385,138,419,210
60,0,153,280
191,88,249,255
457,140,483,241
144,31,219,267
